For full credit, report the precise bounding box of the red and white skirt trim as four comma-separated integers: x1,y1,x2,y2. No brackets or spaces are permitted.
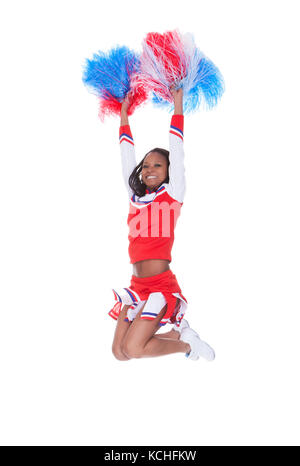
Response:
108,270,188,327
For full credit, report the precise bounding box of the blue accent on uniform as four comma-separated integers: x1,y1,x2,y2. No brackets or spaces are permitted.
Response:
113,289,122,302
133,199,152,204
119,133,134,142
124,288,137,303
170,125,183,136
131,186,166,205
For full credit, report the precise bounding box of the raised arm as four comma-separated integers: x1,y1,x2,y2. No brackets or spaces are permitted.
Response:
119,100,137,199
168,88,186,204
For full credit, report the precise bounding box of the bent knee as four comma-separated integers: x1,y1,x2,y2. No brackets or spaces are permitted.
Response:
112,344,131,361
121,341,144,359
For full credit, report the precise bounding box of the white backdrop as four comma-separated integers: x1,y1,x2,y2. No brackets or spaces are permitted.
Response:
0,0,299,446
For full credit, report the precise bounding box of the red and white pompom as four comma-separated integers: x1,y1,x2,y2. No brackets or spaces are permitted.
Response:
131,29,225,113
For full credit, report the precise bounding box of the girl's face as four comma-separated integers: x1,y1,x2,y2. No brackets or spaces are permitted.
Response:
141,152,168,191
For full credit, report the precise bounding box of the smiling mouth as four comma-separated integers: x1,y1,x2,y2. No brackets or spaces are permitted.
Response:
146,176,157,179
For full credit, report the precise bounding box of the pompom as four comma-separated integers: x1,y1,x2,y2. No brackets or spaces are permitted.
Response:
134,30,225,113
82,46,148,120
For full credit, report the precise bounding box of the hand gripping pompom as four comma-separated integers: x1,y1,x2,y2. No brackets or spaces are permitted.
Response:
82,46,148,121
133,30,225,113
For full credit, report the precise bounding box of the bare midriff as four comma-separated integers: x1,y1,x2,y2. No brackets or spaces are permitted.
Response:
132,259,170,278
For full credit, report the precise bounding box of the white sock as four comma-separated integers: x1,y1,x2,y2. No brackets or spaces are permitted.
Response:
172,318,190,333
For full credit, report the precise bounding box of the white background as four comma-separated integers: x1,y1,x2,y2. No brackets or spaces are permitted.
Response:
0,0,299,446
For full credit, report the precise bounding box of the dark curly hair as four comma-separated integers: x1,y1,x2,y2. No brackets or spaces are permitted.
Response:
129,148,170,197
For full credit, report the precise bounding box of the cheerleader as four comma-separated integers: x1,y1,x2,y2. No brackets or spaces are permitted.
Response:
109,88,215,362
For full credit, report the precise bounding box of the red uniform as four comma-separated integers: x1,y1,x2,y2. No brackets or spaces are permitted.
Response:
109,115,188,326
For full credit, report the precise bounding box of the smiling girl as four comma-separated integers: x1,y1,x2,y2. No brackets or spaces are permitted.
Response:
108,88,215,362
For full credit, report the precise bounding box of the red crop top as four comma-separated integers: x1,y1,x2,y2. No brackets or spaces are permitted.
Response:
119,115,185,264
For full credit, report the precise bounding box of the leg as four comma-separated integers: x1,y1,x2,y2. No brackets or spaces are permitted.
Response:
111,305,135,361
122,298,190,359
154,329,180,340
154,299,181,340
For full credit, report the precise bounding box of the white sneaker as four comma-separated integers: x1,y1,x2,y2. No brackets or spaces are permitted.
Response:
172,318,190,333
180,328,215,361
